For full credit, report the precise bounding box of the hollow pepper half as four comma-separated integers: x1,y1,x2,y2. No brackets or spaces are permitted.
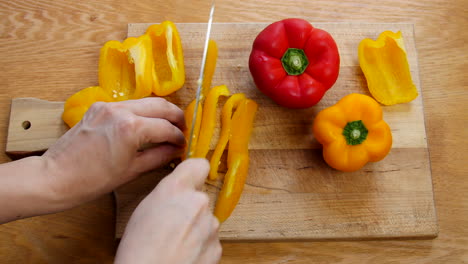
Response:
99,34,154,101
62,86,114,127
146,21,186,96
312,93,392,172
358,31,418,105
214,98,258,223
249,18,340,108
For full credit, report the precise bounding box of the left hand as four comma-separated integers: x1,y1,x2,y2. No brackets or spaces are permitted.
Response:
43,97,186,209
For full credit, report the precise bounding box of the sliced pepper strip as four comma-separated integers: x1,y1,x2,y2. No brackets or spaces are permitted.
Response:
62,86,114,127
214,153,249,223
146,21,186,96
209,93,246,180
214,98,258,223
200,39,218,100
193,85,230,158
98,34,154,100
183,99,203,159
227,99,258,165
358,31,418,105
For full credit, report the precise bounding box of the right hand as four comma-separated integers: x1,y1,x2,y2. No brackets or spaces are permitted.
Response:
115,159,222,264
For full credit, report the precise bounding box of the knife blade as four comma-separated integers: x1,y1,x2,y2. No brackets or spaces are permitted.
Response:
186,0,215,158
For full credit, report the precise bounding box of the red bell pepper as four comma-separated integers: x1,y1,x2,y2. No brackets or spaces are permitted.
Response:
249,18,340,108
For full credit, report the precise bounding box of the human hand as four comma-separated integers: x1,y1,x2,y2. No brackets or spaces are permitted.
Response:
43,97,186,209
115,159,222,264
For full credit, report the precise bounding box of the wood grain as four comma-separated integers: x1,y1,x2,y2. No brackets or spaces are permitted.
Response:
6,98,66,159
4,22,437,241
0,0,466,263
122,22,437,241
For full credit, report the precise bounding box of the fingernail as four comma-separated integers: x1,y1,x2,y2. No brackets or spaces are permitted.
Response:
178,134,187,146
173,146,186,157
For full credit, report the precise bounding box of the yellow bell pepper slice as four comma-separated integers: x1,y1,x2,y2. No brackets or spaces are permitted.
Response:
227,99,258,165
312,93,392,172
358,31,418,105
146,21,186,96
214,98,258,223
214,153,249,223
201,39,218,100
62,86,114,127
209,93,246,180
183,99,203,159
193,85,231,159
99,34,154,101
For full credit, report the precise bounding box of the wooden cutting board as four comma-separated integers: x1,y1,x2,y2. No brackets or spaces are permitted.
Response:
5,22,438,241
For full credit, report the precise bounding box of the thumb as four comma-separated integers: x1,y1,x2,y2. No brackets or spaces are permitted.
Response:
170,158,210,191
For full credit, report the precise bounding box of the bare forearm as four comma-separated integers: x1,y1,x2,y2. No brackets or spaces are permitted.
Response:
0,98,186,225
0,156,64,224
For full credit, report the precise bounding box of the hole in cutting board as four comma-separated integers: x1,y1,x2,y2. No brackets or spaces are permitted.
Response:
22,121,31,130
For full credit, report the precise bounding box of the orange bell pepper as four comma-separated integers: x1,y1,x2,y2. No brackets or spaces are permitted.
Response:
98,34,154,100
209,93,246,180
183,99,203,159
146,21,186,96
214,98,258,223
62,86,114,127
193,85,230,158
358,31,418,105
312,93,392,172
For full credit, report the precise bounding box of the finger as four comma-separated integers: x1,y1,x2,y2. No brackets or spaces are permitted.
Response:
191,212,221,264
131,144,184,174
171,159,210,190
200,214,221,242
198,242,222,264
197,234,222,264
211,215,220,236
117,98,185,130
137,117,186,146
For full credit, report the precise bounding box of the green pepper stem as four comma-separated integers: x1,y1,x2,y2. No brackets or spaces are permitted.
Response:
351,129,361,139
281,48,309,75
343,120,368,145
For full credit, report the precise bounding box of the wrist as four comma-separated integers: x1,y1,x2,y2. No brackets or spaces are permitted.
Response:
0,156,70,223
40,154,80,211
24,156,73,214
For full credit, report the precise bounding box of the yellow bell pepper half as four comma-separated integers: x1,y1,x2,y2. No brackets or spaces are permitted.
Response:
62,86,114,128
209,93,246,180
358,31,418,105
312,93,392,172
63,21,187,128
146,21,186,96
99,34,154,101
193,85,231,159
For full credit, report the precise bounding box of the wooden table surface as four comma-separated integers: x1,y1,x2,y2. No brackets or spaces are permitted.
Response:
0,0,466,263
